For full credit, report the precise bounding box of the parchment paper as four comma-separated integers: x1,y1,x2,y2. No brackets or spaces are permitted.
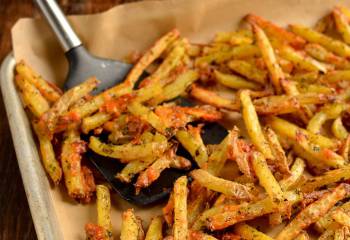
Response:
11,0,350,239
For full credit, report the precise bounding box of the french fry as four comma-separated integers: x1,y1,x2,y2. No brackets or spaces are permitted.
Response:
163,192,174,226
214,29,253,45
315,201,350,232
125,29,179,87
16,61,61,103
295,232,309,240
264,127,290,175
40,77,99,135
275,184,349,240
278,45,328,73
291,71,319,83
89,133,167,161
145,216,163,240
116,156,156,183
332,117,348,139
214,70,260,90
314,14,333,33
252,24,283,93
120,209,144,240
15,75,50,117
333,7,350,45
228,60,267,84
189,230,218,240
290,24,350,58
246,14,306,48
32,121,62,184
240,90,273,159
266,116,338,149
307,103,346,134
321,70,350,83
234,223,273,240
304,43,350,69
279,158,305,191
297,82,334,94
332,209,350,227
149,70,198,105
82,112,112,134
301,165,350,193
190,169,252,200
334,226,350,240
175,128,208,169
61,129,94,200
251,151,284,203
318,229,335,240
173,176,188,240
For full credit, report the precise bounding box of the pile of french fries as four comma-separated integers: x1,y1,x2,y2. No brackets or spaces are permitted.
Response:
14,4,350,240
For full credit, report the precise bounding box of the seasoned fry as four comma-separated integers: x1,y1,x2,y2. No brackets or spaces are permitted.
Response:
321,70,350,83
145,216,163,240
275,184,349,240
246,14,306,48
253,24,283,93
82,112,112,134
15,75,50,117
301,165,350,193
32,121,62,184
234,223,273,240
214,70,260,90
120,209,144,240
189,230,218,240
332,117,348,139
190,169,252,199
280,158,305,191
16,61,61,103
332,209,350,227
173,176,188,240
307,103,346,134
264,127,290,175
251,151,284,203
228,60,267,84
89,133,167,161
333,7,350,44
291,71,319,83
40,77,99,135
240,90,273,159
214,29,253,45
290,24,350,57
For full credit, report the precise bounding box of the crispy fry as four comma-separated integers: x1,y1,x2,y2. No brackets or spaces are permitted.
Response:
275,184,349,240
291,71,319,83
280,158,305,191
240,90,273,159
251,151,284,203
190,169,252,200
214,29,253,45
120,209,144,240
189,230,218,240
332,209,350,227
234,223,273,240
16,61,61,103
32,121,62,184
246,14,306,48
214,70,260,90
315,201,350,232
301,165,350,193
332,117,348,139
173,176,188,240
290,24,350,57
82,112,112,134
321,70,350,83
15,75,50,117
253,24,283,93
89,133,167,161
228,60,267,84
333,7,350,45
145,216,163,240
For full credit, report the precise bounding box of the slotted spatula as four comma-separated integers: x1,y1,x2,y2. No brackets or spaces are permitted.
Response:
34,0,228,205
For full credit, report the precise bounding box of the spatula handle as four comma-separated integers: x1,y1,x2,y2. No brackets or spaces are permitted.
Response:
34,0,82,52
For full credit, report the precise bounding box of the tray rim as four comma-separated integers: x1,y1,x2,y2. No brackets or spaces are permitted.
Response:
0,53,63,240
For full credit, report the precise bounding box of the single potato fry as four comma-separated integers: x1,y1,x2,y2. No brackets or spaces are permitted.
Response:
145,216,163,240
173,176,188,240
214,70,260,90
234,223,273,240
120,209,144,240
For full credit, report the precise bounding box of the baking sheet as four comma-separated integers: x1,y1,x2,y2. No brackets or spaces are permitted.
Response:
6,0,350,239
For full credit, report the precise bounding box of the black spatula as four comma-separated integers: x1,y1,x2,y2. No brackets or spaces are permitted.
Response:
35,0,228,205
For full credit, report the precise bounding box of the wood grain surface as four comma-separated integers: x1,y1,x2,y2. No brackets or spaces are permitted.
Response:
0,1,141,239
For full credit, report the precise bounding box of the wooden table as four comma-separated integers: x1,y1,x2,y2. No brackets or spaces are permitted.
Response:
0,1,140,239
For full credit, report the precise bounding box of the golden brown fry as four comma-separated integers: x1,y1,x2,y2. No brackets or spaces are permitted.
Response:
32,121,62,184
145,216,163,240
96,185,112,237
251,151,284,203
333,7,350,45
189,230,218,240
240,90,273,159
234,223,273,240
214,29,253,45
275,184,349,240
120,209,144,240
228,60,267,84
321,70,350,83
291,71,319,83
315,201,350,232
301,165,350,193
290,24,350,58
253,24,283,93
332,209,350,227
332,117,348,140
82,112,112,134
16,61,61,103
246,14,306,48
190,169,252,200
173,176,188,240
15,75,50,117
214,70,260,90
280,158,305,191
314,14,333,33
